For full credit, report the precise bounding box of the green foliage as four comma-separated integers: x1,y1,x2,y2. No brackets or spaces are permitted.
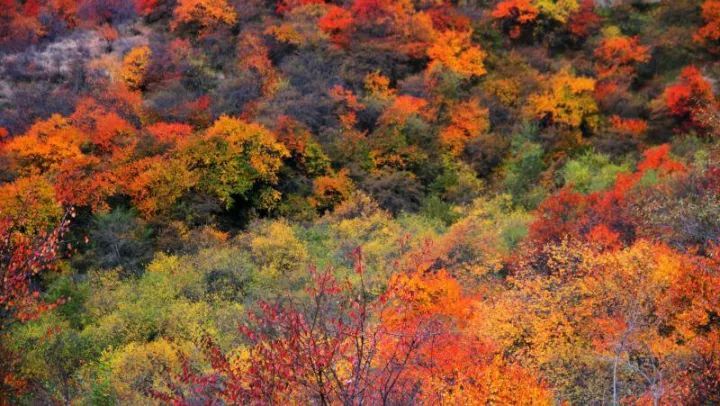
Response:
502,129,547,208
88,208,153,274
561,152,630,193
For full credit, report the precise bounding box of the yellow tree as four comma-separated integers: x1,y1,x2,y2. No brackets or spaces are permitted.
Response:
121,45,151,91
180,116,289,209
526,68,599,129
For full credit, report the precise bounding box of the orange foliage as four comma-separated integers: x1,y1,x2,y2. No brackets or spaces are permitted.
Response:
274,115,311,155
439,98,490,154
117,156,197,216
238,34,281,96
427,30,487,78
1,115,84,175
0,175,62,236
695,0,720,47
54,156,117,211
491,0,540,39
310,170,353,212
364,71,395,101
145,122,194,144
91,112,136,152
121,45,151,91
380,269,552,404
594,35,650,79
637,144,686,174
610,115,648,138
172,0,237,31
378,95,428,126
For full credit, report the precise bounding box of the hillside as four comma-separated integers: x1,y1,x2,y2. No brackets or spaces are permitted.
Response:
1,0,720,403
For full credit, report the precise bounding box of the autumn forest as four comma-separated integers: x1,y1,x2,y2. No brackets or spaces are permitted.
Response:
1,0,720,404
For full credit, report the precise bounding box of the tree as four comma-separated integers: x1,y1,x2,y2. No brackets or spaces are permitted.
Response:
567,0,600,39
491,0,540,39
1,115,84,175
310,170,354,213
154,248,551,404
317,5,353,46
121,45,151,91
0,210,70,330
427,29,487,78
172,0,237,32
0,176,62,237
492,0,579,39
662,66,717,130
117,156,197,216
593,32,650,80
534,0,579,24
439,98,490,155
695,0,720,50
526,68,598,130
180,116,289,209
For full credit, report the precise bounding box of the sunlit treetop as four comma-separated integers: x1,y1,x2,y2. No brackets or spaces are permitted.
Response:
593,29,650,80
427,29,487,78
1,115,84,175
695,0,720,48
526,68,598,129
172,0,237,31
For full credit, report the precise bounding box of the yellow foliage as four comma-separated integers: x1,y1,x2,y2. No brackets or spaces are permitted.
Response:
484,77,523,107
121,45,151,91
120,156,198,216
0,175,62,235
249,220,309,278
205,116,289,184
103,339,194,404
364,71,395,101
535,0,579,23
527,68,598,129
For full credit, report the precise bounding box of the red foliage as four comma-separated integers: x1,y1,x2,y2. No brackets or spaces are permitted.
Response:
153,248,543,403
427,4,471,32
529,144,685,250
695,0,720,49
529,187,586,246
0,210,70,329
567,0,600,38
637,144,686,174
318,5,353,46
663,66,716,129
134,0,158,16
54,156,117,211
